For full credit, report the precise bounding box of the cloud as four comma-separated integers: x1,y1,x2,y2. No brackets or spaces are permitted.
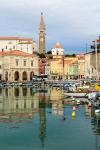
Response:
0,0,100,53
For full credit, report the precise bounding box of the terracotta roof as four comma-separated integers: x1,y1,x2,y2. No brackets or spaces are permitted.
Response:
18,41,32,44
0,37,33,41
64,60,72,62
54,42,63,48
0,50,34,57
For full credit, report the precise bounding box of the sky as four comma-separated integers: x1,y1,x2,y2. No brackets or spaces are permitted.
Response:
0,0,100,54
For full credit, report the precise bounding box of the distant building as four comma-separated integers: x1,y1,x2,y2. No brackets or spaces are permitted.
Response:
45,63,50,77
77,54,85,79
39,13,46,54
39,59,45,75
84,50,100,79
0,37,37,54
0,50,39,82
51,42,64,57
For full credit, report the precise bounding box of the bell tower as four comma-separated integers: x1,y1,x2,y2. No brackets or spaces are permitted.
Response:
39,12,46,54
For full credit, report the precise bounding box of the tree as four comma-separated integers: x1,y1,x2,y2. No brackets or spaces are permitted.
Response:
46,51,52,54
39,53,46,58
65,54,76,57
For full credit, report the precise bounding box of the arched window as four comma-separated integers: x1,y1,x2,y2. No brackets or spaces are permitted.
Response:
30,71,34,80
5,72,8,81
14,71,19,81
22,71,27,80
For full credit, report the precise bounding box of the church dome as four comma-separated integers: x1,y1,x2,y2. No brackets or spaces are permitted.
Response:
54,42,63,48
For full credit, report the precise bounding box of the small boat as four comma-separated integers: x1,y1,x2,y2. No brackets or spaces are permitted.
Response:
95,109,100,117
76,100,81,105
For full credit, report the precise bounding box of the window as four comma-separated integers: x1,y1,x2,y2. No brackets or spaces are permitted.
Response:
31,60,34,66
27,45,28,51
24,60,26,66
57,50,59,55
13,46,15,49
16,59,19,66
92,68,94,73
9,41,12,44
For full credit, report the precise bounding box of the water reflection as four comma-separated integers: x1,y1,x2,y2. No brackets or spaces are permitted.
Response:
0,87,64,120
39,100,46,148
0,87,64,148
0,87,100,149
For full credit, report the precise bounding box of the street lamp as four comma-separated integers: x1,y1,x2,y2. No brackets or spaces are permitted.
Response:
92,40,98,81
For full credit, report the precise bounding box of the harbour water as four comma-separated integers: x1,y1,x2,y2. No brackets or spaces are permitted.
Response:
0,87,100,150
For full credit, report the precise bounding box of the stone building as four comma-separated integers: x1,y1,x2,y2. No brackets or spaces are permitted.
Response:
0,50,39,82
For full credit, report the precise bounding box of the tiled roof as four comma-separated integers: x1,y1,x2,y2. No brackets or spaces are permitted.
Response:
0,50,34,57
0,37,33,41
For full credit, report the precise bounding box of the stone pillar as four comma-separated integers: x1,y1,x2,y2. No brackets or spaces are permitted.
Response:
27,71,30,81
19,70,22,82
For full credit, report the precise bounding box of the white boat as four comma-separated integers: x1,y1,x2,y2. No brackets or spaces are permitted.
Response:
88,92,97,100
64,92,87,98
95,109,100,117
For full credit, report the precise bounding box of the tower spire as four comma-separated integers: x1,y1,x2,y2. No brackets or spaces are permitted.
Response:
39,12,46,31
39,13,46,54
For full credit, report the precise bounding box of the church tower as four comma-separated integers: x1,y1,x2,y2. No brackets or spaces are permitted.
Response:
39,13,46,54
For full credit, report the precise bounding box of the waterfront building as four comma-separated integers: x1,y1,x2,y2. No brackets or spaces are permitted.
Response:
77,54,85,79
50,59,61,79
68,58,79,79
0,50,39,82
64,57,79,79
39,59,46,75
39,13,46,54
0,37,37,54
50,54,85,80
50,42,64,79
45,63,50,77
50,42,85,80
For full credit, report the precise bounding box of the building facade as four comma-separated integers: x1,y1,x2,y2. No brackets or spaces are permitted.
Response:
0,37,37,54
0,50,39,82
85,50,100,79
51,42,64,56
77,55,85,79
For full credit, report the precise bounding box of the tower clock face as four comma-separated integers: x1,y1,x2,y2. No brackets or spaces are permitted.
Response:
40,38,43,42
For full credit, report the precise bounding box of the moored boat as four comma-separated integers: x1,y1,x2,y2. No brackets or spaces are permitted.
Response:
95,109,100,117
64,92,87,98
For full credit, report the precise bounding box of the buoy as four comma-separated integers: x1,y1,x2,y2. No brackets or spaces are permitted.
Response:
72,111,76,117
72,106,76,111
